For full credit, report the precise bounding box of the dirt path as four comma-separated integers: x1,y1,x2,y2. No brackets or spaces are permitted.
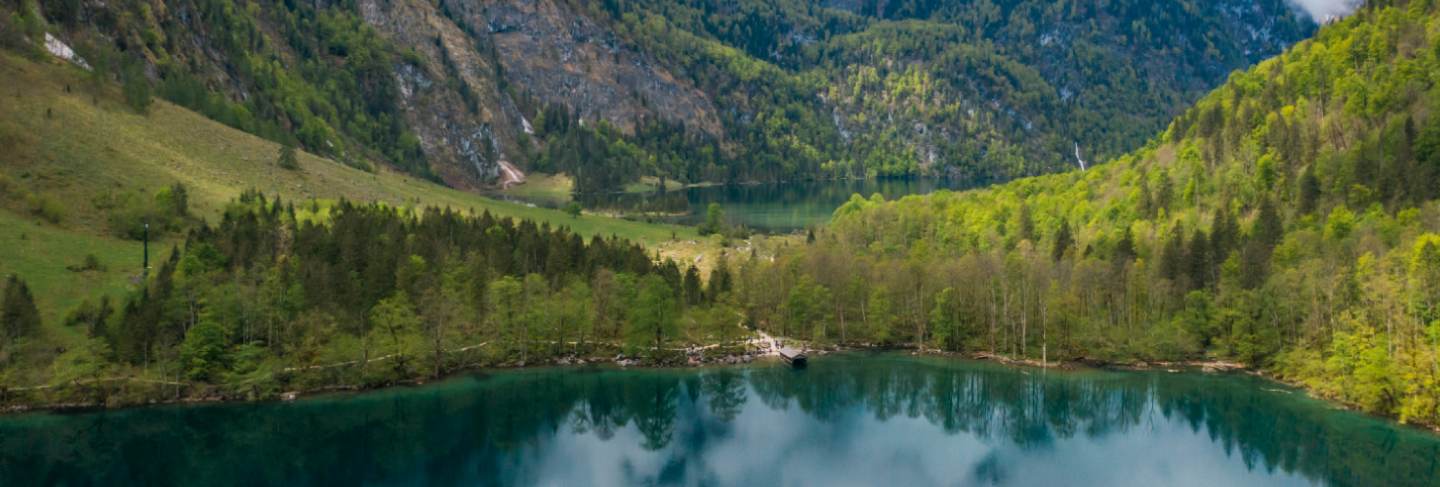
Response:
745,320,781,357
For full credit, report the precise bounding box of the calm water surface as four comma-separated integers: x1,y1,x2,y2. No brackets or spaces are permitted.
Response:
1,353,1437,486
574,178,982,232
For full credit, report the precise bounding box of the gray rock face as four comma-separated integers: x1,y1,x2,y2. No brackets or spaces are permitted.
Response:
470,0,722,136
357,0,721,188
358,0,513,188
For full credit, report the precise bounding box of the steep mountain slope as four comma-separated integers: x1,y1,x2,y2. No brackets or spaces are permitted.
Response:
0,0,727,191
749,0,1440,427
576,0,1317,180
355,0,726,188
0,49,716,325
2,0,1317,192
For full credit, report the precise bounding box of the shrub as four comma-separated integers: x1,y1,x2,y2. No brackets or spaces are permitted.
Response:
277,143,300,170
66,254,105,273
105,184,192,240
25,193,64,224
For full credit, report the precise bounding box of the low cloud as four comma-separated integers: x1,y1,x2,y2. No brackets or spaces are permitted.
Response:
1288,0,1363,21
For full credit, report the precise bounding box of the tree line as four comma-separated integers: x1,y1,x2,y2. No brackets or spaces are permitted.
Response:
737,1,1440,428
0,191,750,406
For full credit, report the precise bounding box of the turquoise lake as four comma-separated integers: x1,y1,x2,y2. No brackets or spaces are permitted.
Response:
1,353,1437,486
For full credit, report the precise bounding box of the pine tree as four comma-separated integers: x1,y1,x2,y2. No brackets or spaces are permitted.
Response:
1299,166,1322,215
712,253,734,296
1210,207,1238,263
1,275,42,345
1239,200,1284,289
1253,199,1284,250
120,57,152,114
1051,220,1073,261
1160,228,1186,282
1018,203,1037,242
1114,227,1137,262
682,266,703,305
278,142,300,170
1186,229,1211,290
699,203,726,236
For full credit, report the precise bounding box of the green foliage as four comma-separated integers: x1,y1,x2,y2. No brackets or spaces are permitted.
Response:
1412,234,1440,323
477,275,518,362
0,191,714,402
741,2,1440,427
1,275,41,346
627,274,679,357
99,184,191,240
571,0,1311,186
929,287,967,351
179,318,229,382
21,0,432,177
562,201,582,219
50,337,110,385
24,192,63,224
0,1,44,56
120,57,151,114
698,203,725,236
1051,220,1073,261
277,143,300,171
783,275,831,341
367,291,424,376
3,0,1313,191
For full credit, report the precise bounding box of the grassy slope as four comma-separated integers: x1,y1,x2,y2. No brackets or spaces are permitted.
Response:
496,173,575,206
0,52,714,326
0,53,697,241
0,210,139,331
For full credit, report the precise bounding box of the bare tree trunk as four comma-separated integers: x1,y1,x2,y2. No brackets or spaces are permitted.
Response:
988,283,998,354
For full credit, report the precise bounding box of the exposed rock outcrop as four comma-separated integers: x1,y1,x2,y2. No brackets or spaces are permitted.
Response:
357,0,722,188
358,0,513,188
455,0,722,137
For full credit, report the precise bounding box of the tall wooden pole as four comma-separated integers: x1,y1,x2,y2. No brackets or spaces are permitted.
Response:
142,222,149,278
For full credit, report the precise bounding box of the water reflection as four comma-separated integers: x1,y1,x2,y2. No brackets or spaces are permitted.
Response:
1,354,1437,486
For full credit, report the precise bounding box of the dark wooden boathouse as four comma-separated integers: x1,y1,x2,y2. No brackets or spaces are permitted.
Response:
779,347,807,368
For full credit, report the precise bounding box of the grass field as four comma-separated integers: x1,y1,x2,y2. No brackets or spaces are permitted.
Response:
496,172,574,206
0,210,146,331
0,52,698,244
0,52,745,328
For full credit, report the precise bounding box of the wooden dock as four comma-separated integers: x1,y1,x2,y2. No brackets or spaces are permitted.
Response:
779,347,807,368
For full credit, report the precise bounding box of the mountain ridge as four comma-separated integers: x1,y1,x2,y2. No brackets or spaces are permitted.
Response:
2,0,1318,192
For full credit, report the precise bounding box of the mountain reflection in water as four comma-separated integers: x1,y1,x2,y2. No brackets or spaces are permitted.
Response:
1,353,1436,487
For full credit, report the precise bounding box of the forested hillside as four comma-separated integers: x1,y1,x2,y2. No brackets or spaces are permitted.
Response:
2,0,1435,433
735,0,1440,427
0,0,1315,192
0,45,761,408
581,0,1314,182
0,193,748,407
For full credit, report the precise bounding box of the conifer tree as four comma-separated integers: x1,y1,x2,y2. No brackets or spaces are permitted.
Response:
1051,220,1073,261
682,266,703,305
1,275,41,346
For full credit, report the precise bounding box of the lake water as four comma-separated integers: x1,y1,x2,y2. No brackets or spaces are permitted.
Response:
2,353,1437,486
575,178,981,233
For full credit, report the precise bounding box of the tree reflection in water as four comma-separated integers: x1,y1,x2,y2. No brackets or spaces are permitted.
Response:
0,353,1436,486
